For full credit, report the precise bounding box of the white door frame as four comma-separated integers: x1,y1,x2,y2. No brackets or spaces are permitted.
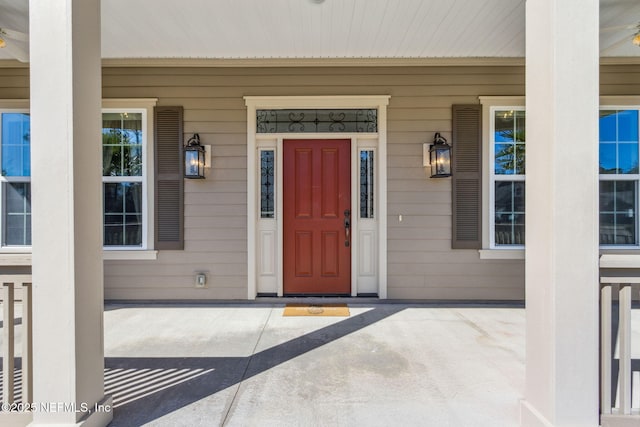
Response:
245,95,390,299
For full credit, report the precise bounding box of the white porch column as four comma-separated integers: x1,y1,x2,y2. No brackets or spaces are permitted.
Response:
29,0,112,425
521,0,600,426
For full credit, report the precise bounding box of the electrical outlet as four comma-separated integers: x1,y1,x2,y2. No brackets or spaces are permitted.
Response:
195,273,207,288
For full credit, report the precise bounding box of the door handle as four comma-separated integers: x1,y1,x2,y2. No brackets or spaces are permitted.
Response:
344,209,351,247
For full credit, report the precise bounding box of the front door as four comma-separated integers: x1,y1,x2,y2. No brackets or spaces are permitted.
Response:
283,139,351,295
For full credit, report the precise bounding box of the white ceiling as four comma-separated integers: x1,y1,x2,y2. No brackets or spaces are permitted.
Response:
0,0,639,62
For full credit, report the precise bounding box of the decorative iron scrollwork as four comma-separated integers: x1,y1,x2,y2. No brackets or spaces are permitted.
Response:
257,109,377,133
360,150,374,219
260,150,275,218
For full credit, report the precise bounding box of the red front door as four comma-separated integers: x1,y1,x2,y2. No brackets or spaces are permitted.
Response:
283,139,351,295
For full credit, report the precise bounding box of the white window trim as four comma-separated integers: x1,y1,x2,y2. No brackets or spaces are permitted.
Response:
0,98,159,261
101,107,148,250
101,99,158,258
479,96,526,259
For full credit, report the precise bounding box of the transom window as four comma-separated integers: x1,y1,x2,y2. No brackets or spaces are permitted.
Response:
257,109,378,133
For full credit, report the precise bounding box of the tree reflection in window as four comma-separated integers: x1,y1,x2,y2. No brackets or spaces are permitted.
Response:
102,113,143,177
494,110,526,175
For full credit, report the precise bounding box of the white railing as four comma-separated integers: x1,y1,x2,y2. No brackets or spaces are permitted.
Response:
0,276,33,427
600,254,640,427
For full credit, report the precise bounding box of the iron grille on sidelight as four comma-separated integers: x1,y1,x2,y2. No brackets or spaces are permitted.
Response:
257,109,377,133
260,150,275,218
360,150,374,218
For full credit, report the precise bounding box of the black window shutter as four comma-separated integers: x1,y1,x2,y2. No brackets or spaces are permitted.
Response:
154,106,184,250
451,104,482,249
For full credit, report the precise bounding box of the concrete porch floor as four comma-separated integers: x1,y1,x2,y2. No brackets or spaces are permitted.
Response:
103,303,525,426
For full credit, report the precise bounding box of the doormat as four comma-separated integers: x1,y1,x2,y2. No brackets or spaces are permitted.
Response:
283,304,350,317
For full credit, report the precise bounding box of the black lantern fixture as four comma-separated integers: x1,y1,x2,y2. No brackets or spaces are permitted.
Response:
429,132,452,178
184,133,206,179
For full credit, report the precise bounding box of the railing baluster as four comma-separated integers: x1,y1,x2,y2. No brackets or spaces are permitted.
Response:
2,282,14,405
601,283,612,414
21,282,32,404
618,284,632,415
599,255,640,424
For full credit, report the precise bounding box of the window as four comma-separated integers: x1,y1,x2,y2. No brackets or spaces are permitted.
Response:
102,110,146,248
260,149,275,219
490,107,526,247
0,100,157,256
360,150,375,219
599,108,640,246
257,109,378,133
0,111,31,247
479,97,640,255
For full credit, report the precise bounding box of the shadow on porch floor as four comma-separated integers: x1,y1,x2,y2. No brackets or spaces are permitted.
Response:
103,303,525,427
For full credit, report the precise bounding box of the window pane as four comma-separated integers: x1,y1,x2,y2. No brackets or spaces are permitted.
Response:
494,111,514,142
2,113,30,177
103,182,142,246
4,183,31,245
124,146,143,176
618,110,639,142
124,183,143,212
104,225,122,246
599,214,615,244
515,111,526,142
515,143,526,175
495,144,514,174
125,214,142,246
104,183,124,213
360,150,374,218
495,181,514,212
494,181,525,246
618,143,639,174
600,143,617,174
599,180,637,245
260,150,275,219
600,111,617,142
103,146,121,176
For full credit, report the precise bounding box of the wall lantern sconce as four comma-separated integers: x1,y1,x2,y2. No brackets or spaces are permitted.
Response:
424,132,452,178
185,133,206,179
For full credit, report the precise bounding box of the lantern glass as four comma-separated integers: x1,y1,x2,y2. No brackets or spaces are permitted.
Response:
185,147,205,179
429,145,451,178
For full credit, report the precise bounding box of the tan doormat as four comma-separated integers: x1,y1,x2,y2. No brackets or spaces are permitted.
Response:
283,303,350,317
